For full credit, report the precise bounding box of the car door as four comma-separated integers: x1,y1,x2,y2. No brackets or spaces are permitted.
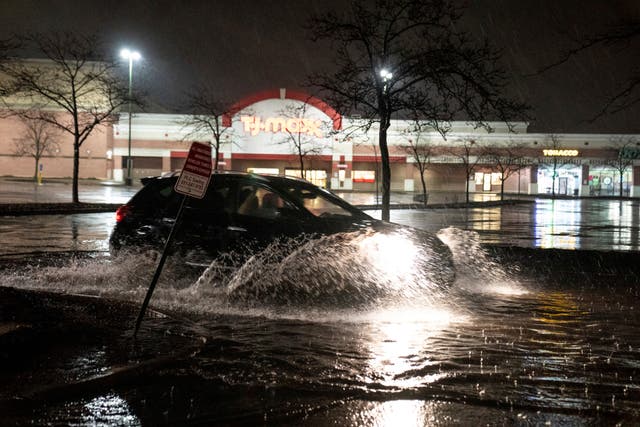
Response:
177,176,235,257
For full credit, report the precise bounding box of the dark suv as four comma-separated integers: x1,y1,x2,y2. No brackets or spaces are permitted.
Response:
110,171,453,273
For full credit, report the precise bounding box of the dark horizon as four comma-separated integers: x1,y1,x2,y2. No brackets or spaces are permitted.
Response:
0,0,638,134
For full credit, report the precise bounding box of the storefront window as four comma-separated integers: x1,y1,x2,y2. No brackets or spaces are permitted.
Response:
247,167,280,175
588,167,632,196
473,172,502,191
353,170,376,183
474,172,483,185
491,173,502,185
285,169,328,188
537,165,580,195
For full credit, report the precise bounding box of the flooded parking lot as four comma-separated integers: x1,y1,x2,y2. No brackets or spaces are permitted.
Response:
1,197,639,257
1,230,639,425
387,198,640,251
1,186,639,425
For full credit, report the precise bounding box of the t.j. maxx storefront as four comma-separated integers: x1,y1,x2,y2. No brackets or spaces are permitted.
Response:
107,88,640,198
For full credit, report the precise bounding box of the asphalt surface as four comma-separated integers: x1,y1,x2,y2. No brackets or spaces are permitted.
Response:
0,177,525,215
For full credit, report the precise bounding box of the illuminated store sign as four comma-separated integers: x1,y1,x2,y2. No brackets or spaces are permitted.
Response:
240,115,323,137
543,149,579,157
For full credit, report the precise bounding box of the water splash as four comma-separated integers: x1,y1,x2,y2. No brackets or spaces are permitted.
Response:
196,228,456,309
437,226,528,296
0,226,524,321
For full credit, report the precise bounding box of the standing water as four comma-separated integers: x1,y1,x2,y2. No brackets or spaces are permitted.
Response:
1,223,639,425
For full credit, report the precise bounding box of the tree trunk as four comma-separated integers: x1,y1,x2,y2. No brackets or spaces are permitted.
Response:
213,143,219,170
378,119,391,221
465,175,470,204
420,171,428,208
552,159,557,198
33,156,39,182
299,149,305,180
619,173,624,198
72,141,80,203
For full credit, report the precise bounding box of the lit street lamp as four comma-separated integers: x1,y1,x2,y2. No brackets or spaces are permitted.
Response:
120,48,141,186
380,68,393,94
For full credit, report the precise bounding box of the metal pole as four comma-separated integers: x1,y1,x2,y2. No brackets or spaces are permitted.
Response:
133,194,187,337
126,57,133,186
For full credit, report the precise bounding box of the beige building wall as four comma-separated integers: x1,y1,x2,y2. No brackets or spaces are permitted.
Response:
0,114,112,179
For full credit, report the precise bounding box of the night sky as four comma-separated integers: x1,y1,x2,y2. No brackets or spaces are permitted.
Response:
0,0,638,133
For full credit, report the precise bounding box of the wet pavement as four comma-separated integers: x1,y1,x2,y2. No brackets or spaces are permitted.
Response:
1,178,640,425
0,179,139,205
1,177,639,254
1,233,640,426
0,177,499,206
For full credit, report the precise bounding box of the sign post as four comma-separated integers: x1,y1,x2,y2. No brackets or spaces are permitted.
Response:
133,142,211,337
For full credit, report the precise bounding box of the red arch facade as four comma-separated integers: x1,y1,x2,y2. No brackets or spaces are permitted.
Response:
222,88,342,130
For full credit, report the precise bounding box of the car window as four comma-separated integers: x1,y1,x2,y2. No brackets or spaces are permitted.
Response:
131,178,182,217
235,183,293,219
279,184,357,218
131,178,172,205
299,193,356,218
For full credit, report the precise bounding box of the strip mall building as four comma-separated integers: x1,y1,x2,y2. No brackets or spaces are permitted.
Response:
2,88,639,197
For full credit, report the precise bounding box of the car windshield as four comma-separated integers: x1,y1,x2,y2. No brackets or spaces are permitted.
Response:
273,180,371,219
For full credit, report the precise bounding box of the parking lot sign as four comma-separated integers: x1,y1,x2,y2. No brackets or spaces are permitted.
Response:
174,142,212,199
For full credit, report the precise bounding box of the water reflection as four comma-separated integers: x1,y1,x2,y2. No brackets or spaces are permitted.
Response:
470,206,501,232
606,200,640,251
364,307,459,388
361,400,429,427
82,394,140,426
534,200,581,249
0,213,115,256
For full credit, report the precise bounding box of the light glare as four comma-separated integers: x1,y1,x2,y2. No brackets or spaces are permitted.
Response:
358,232,418,289
120,48,141,61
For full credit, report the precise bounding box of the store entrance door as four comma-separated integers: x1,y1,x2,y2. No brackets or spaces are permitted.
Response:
483,174,492,191
559,177,568,195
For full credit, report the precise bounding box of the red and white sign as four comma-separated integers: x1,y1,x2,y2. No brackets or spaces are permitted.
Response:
240,115,324,137
174,142,212,199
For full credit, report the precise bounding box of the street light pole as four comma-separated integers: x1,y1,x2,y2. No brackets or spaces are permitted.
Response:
121,48,141,186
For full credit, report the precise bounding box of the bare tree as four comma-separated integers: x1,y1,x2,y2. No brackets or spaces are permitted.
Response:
0,32,134,203
607,135,638,198
275,101,329,180
13,116,60,181
403,122,435,207
180,86,234,170
446,139,485,204
483,140,528,200
307,0,528,220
